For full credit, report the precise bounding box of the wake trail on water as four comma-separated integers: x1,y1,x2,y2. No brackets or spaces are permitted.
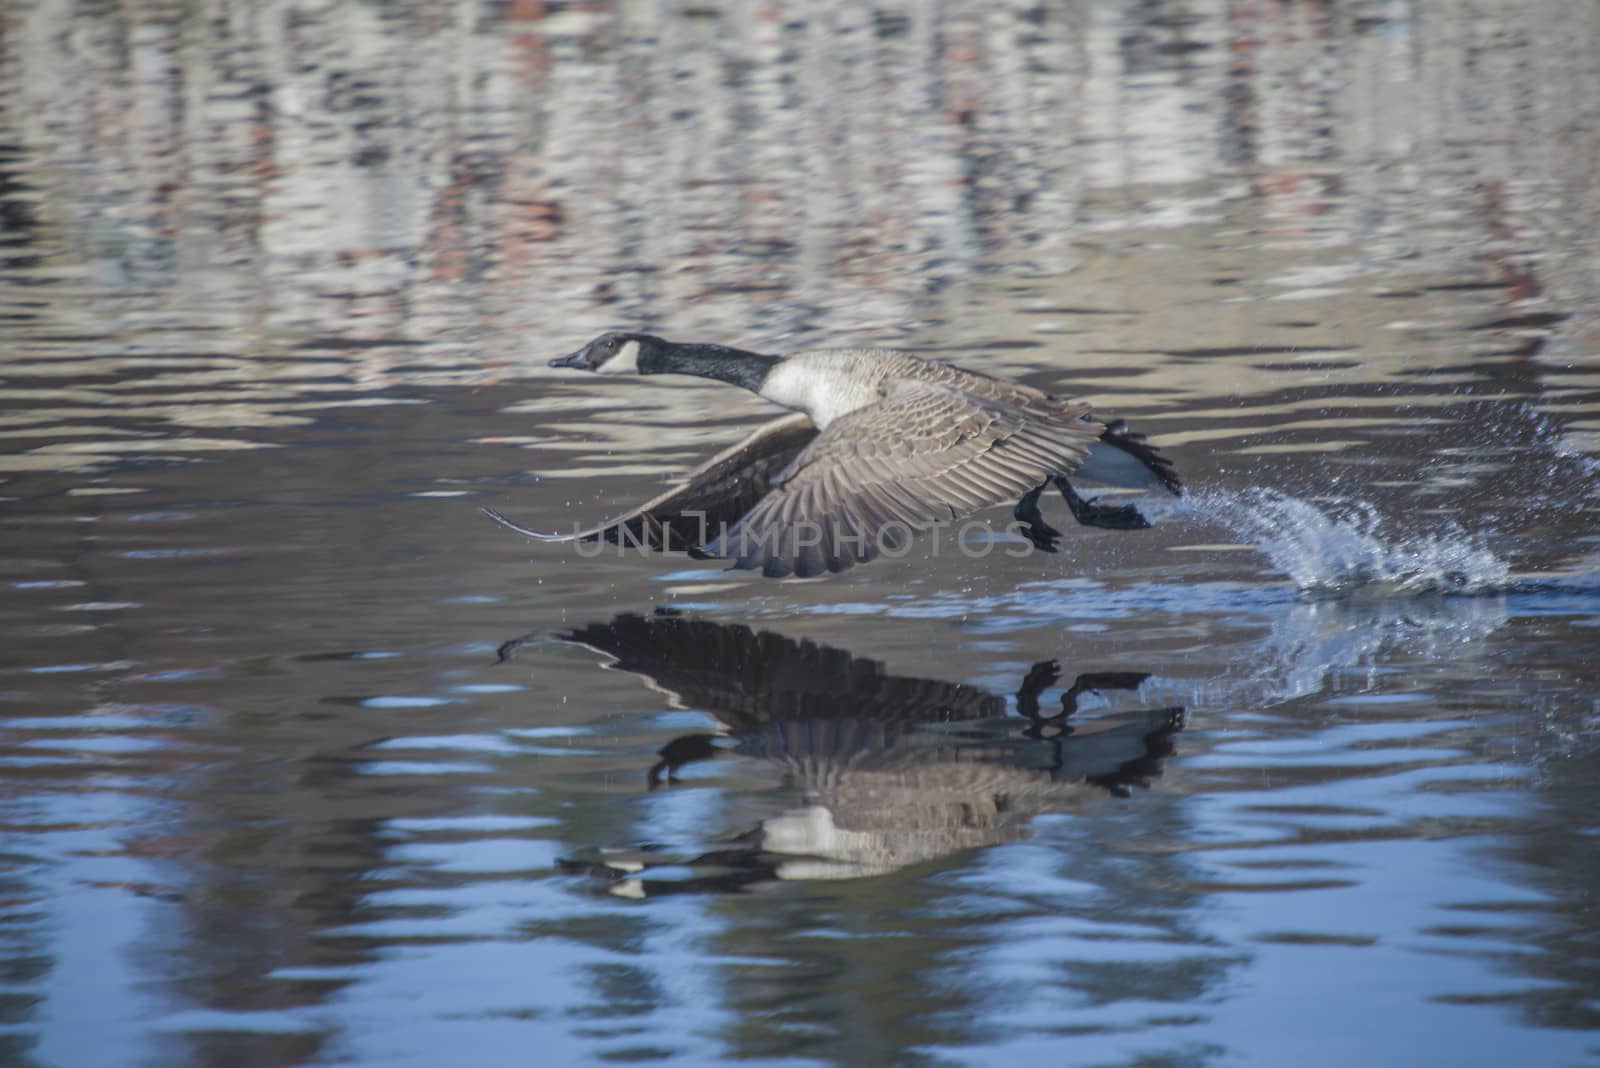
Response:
1171,488,1512,595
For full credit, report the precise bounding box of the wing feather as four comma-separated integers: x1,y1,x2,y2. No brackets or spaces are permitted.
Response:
484,413,818,553
707,379,1101,576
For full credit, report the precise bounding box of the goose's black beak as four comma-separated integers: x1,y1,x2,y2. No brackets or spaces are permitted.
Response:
548,350,586,369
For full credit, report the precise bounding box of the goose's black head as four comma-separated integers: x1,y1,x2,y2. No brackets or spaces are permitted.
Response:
549,332,667,375
549,333,780,392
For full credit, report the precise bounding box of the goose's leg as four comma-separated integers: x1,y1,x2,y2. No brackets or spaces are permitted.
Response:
1016,659,1064,740
1013,484,1063,552
1014,659,1061,721
1054,476,1151,531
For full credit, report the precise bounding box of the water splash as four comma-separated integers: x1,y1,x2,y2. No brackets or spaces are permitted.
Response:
1183,488,1511,595
1501,401,1600,483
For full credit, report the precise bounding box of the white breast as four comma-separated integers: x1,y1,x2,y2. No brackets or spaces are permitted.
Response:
758,359,880,428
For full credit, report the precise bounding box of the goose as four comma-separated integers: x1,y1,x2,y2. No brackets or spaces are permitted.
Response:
550,611,1183,887
485,332,1181,577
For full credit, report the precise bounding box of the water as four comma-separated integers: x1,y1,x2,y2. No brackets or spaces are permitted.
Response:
1181,488,1514,594
3,2,1600,1066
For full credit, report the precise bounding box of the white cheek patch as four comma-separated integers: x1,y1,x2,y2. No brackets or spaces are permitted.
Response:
597,340,641,375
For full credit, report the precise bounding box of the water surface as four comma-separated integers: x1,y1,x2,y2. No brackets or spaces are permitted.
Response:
2,2,1599,1066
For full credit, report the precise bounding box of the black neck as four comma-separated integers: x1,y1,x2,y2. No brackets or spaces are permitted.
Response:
645,343,779,392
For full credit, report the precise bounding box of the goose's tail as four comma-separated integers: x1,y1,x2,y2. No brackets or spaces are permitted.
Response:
1074,420,1182,495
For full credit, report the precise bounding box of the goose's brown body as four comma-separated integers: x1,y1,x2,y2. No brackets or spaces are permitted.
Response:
723,348,1103,574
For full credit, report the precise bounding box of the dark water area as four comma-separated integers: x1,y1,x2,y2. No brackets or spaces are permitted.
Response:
2,2,1599,1066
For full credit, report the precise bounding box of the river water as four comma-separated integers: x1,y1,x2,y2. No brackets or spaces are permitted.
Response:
2,2,1598,1066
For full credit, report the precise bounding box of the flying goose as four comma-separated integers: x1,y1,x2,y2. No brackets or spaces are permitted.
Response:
485,332,1181,577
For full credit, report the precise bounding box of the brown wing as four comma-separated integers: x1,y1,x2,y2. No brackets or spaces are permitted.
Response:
706,380,1102,577
483,413,818,554
561,612,1006,725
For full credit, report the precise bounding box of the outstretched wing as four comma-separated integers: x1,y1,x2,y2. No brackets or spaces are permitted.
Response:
561,612,1005,725
705,379,1101,577
484,413,818,554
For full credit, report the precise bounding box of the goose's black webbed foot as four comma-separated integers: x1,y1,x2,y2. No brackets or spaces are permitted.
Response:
1060,672,1151,716
648,733,721,788
1013,486,1063,551
1019,518,1065,551
1056,478,1152,531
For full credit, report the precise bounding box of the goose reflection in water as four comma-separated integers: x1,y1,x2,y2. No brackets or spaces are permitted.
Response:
534,610,1183,894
